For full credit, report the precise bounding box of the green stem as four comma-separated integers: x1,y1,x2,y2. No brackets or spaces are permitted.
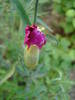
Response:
34,0,39,24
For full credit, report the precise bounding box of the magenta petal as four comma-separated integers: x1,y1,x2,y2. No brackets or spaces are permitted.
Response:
24,24,46,49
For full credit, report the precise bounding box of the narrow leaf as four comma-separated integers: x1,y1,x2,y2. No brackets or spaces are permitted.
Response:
0,65,15,85
11,0,31,26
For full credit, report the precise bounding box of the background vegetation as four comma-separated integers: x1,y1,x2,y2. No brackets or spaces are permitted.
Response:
0,0,75,100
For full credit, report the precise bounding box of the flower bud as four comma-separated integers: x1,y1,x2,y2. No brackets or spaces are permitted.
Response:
24,45,39,69
24,24,46,69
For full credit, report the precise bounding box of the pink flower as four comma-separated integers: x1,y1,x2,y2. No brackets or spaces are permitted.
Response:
24,24,46,49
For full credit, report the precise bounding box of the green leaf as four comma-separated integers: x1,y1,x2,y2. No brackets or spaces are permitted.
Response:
11,0,31,26
0,64,15,85
64,23,74,33
66,9,75,17
72,18,75,28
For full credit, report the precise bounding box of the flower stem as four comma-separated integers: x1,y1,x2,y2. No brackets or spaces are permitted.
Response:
34,0,39,24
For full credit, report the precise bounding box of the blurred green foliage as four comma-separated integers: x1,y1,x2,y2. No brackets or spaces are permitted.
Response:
53,0,75,34
0,0,75,100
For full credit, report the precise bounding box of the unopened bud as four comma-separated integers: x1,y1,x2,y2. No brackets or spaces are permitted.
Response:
24,45,39,69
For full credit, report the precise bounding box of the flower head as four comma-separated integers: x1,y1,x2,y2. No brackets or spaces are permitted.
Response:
24,24,46,49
